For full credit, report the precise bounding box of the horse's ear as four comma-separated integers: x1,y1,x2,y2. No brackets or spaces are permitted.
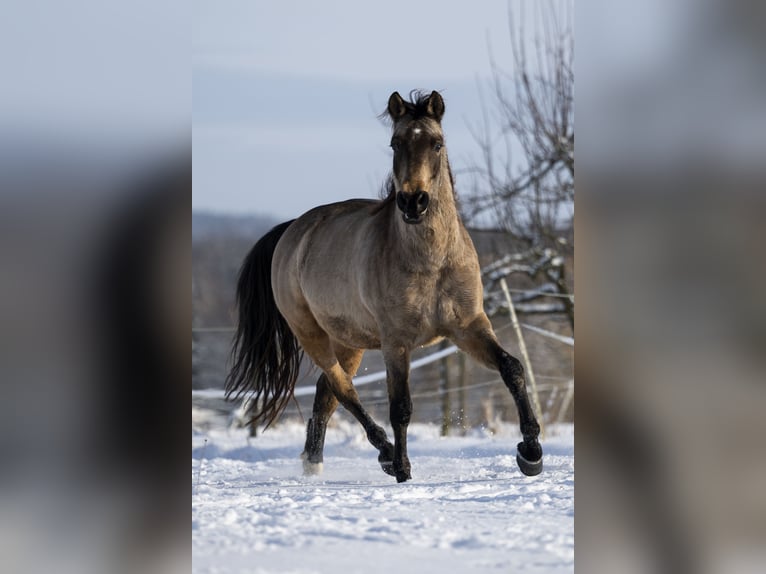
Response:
426,91,444,121
387,92,407,120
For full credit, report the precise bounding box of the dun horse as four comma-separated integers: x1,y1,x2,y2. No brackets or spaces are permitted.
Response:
226,91,543,482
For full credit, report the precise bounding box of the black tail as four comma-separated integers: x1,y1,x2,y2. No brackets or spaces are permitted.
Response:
225,220,302,428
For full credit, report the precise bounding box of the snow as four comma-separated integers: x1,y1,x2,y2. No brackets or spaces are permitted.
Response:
192,418,573,574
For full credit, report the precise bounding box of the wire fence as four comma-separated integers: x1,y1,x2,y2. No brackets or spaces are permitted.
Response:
193,268,574,431
193,314,573,431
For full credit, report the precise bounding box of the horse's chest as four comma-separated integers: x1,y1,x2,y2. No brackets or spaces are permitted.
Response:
400,271,477,331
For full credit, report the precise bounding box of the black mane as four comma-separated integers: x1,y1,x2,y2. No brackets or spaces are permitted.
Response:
378,90,440,123
401,90,438,120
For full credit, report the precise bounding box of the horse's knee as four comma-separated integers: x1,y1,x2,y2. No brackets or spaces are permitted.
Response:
390,395,412,427
498,351,524,387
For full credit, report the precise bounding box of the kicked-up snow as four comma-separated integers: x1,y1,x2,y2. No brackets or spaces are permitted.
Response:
192,418,573,574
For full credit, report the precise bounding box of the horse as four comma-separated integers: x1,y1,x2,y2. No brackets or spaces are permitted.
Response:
225,90,543,482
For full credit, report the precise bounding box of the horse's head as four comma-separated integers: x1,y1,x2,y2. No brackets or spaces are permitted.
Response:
386,90,448,225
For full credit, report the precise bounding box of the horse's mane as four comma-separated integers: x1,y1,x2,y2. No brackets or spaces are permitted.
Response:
370,175,396,215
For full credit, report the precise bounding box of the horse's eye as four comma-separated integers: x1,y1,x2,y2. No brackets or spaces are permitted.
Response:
390,141,401,152
434,143,443,152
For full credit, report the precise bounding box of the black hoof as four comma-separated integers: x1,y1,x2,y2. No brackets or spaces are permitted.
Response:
516,442,543,476
379,459,397,477
378,444,396,476
395,471,411,483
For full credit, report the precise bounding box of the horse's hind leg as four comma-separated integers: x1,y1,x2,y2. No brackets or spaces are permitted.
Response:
451,315,543,476
299,336,395,477
302,345,367,474
328,344,396,476
301,373,338,474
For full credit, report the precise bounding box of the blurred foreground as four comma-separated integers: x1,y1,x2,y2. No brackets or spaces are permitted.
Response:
0,148,189,574
576,1,766,572
1,1,188,572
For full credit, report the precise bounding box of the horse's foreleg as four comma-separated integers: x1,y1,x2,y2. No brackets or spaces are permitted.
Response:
498,350,544,476
301,373,338,474
382,346,412,483
452,315,543,476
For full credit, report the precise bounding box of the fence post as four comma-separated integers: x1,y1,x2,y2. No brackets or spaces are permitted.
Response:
439,340,452,436
457,352,468,434
245,398,258,437
499,278,545,439
553,257,575,331
556,379,575,424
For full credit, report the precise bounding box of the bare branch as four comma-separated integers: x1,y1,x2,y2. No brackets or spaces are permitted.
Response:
463,2,573,246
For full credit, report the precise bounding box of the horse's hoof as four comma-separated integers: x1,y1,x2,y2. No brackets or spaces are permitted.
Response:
379,460,397,477
516,442,543,476
301,452,324,476
302,459,324,475
395,471,411,483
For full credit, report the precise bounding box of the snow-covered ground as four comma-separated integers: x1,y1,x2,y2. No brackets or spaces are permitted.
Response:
192,418,573,574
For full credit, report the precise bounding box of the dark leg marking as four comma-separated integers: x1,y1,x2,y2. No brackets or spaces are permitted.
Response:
302,373,338,470
338,395,396,476
389,391,413,483
383,347,413,483
496,349,543,475
450,316,543,476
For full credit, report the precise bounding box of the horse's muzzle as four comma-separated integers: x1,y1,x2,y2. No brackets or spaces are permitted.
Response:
396,191,430,224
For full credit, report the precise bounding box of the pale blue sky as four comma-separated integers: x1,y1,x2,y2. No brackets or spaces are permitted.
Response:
193,0,549,220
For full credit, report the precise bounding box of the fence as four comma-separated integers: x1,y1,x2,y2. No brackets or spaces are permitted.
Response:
193,255,573,433
192,313,573,434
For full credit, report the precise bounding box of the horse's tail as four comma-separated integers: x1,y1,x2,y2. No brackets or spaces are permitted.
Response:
225,219,302,428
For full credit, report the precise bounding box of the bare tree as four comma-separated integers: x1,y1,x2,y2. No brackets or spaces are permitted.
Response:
465,1,573,249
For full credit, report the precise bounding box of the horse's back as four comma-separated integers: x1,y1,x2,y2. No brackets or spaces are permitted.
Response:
271,199,387,347
276,198,383,264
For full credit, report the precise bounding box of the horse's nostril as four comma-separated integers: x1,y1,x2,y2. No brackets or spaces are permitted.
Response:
396,191,429,220
396,192,407,212
415,191,429,211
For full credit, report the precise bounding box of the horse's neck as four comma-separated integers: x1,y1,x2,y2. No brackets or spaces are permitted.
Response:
392,181,465,267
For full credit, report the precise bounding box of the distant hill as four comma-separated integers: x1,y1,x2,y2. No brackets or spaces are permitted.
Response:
192,211,280,242
192,210,526,257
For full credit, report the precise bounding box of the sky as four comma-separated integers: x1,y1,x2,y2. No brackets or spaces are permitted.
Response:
193,0,556,220
0,1,188,143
